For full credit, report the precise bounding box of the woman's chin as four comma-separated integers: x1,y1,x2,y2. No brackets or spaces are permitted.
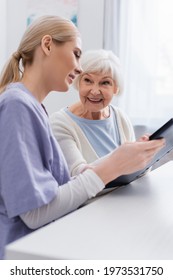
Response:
55,83,70,92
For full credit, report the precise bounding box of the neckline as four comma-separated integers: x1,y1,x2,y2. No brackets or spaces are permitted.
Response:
65,105,113,123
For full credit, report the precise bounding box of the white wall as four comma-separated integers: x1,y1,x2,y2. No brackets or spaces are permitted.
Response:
78,0,104,51
0,0,104,115
0,0,7,71
0,0,28,70
6,0,28,58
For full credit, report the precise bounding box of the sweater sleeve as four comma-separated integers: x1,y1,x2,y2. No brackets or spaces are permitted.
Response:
20,169,105,229
113,106,136,142
50,110,95,176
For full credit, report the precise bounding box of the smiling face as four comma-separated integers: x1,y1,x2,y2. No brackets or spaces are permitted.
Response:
78,72,117,119
44,36,82,93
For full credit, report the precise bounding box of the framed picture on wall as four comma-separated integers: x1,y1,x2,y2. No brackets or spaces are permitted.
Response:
27,0,78,26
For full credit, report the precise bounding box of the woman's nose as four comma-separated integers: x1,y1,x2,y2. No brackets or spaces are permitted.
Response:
74,63,83,75
90,85,101,95
75,68,82,75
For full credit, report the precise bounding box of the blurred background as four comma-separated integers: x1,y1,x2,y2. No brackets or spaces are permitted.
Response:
1,0,173,130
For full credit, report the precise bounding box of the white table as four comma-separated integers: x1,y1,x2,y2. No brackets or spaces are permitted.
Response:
5,161,173,260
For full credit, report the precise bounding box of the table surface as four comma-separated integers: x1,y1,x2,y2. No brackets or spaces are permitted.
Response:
5,161,173,260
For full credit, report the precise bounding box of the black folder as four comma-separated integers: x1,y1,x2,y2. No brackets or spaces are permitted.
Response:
106,118,173,188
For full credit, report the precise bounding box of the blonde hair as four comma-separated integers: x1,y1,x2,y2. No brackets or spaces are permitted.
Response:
74,49,124,94
0,15,80,93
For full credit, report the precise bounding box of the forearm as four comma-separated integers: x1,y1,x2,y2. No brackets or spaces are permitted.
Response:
21,139,165,229
20,169,104,229
91,154,121,185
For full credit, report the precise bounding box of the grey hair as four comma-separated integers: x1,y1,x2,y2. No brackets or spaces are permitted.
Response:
74,49,124,94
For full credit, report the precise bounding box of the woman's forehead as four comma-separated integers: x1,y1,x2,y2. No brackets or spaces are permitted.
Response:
82,72,113,79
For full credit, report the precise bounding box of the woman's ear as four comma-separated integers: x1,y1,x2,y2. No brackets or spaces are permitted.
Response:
114,85,120,95
41,35,52,55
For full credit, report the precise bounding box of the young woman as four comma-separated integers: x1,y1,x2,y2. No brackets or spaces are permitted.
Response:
0,16,164,259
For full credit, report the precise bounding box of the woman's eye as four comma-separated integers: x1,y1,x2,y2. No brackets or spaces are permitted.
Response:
102,80,111,85
84,78,92,83
74,52,81,59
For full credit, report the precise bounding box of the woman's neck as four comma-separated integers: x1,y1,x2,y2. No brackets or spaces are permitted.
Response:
69,102,110,120
21,75,47,103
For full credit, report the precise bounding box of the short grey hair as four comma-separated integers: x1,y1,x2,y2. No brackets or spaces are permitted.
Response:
74,49,124,94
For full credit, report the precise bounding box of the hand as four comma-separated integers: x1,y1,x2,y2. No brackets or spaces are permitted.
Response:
92,138,165,184
111,139,165,175
138,133,150,142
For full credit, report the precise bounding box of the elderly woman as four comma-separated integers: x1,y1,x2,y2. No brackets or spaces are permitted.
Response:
50,49,139,176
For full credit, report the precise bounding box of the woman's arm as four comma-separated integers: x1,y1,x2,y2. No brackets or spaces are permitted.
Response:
20,169,104,229
20,139,165,229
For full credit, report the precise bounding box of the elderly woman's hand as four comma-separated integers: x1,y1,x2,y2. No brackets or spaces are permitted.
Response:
138,133,150,142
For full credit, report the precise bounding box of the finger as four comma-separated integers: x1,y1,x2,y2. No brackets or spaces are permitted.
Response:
145,144,165,161
138,133,150,142
143,139,165,150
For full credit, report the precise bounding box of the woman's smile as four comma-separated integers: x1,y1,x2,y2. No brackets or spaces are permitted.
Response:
87,97,103,103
